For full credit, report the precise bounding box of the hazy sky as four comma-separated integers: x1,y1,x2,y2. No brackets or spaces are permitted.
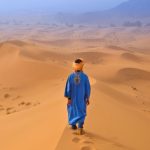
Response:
0,0,127,12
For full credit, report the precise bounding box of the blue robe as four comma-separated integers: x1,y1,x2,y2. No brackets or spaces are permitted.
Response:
64,71,91,126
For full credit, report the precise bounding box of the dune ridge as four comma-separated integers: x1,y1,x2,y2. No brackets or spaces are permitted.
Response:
121,53,143,62
115,68,150,82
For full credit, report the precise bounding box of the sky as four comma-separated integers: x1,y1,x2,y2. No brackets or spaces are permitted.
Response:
0,0,127,13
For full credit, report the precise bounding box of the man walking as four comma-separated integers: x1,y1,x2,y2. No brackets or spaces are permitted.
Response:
64,58,91,135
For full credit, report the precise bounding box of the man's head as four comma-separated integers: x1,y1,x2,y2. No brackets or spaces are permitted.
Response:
72,58,84,71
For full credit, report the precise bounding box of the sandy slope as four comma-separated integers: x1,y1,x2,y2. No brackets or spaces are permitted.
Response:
0,42,70,150
56,86,150,150
0,26,150,150
56,52,150,150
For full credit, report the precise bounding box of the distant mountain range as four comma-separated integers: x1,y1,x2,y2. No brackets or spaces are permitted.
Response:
110,0,150,17
55,0,150,25
1,0,150,26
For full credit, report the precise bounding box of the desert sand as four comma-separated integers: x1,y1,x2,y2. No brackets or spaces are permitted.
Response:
0,25,150,150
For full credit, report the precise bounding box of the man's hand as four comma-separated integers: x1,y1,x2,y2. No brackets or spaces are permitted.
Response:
67,99,72,105
86,100,90,106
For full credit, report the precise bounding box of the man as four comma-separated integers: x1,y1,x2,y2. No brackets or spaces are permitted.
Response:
64,58,91,135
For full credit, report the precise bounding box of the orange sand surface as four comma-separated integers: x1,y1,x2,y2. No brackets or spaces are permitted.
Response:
0,26,150,150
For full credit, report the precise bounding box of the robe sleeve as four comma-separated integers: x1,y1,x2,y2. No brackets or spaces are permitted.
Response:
64,75,71,98
85,76,91,100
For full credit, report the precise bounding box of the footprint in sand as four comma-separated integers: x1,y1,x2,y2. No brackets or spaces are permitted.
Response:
6,107,17,115
80,139,95,150
18,101,26,106
26,102,32,106
80,145,96,150
82,140,94,144
4,93,11,99
12,95,21,100
72,136,94,144
72,137,81,143
33,102,40,106
72,134,96,150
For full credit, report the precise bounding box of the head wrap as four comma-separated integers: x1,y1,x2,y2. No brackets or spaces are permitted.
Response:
72,58,84,71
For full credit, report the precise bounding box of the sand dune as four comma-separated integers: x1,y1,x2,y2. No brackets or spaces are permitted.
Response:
20,47,71,62
0,47,66,86
115,68,150,82
107,45,127,51
72,52,109,64
121,53,143,62
56,80,150,150
0,40,28,47
0,41,69,150
0,26,150,150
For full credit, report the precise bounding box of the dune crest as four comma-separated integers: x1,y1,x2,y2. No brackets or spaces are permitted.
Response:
115,68,150,81
0,40,28,47
121,53,143,62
